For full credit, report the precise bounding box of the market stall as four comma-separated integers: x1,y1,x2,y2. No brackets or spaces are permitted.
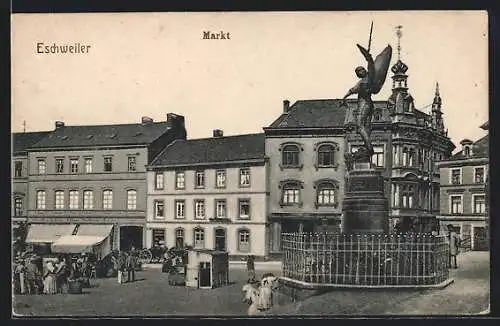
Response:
51,235,111,259
185,249,229,289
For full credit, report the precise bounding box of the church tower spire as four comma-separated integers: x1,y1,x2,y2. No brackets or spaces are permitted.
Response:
431,82,445,134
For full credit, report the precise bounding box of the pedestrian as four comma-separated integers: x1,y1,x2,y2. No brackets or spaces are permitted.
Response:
55,256,69,293
447,224,460,269
43,260,57,295
126,250,136,282
247,255,256,283
14,258,26,295
117,251,126,284
25,258,42,294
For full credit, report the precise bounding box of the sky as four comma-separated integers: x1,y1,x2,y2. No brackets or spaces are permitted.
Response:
11,11,488,151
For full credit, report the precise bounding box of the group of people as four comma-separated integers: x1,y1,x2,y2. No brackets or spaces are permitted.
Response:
110,248,138,284
14,253,93,295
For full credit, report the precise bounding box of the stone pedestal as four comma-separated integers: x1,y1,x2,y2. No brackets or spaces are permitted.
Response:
343,164,389,234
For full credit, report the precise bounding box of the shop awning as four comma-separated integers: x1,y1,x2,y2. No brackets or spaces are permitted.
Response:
25,224,77,244
76,224,113,237
51,235,107,254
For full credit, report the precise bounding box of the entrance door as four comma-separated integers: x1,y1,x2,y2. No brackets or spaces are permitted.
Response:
474,227,489,251
120,226,143,251
199,262,211,288
214,229,226,251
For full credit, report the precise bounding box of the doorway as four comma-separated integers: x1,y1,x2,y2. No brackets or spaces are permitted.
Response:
199,262,211,288
214,228,226,251
120,226,143,251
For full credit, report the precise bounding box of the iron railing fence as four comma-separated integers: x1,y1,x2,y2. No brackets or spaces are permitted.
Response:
281,232,449,286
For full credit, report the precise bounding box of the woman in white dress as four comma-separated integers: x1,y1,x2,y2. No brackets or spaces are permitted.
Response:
43,261,57,294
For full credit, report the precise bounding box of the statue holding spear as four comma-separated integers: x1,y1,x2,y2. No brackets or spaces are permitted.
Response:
342,22,392,166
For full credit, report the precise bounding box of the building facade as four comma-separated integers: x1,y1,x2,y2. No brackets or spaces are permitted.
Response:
146,131,269,259
437,122,489,251
25,114,187,251
264,54,455,254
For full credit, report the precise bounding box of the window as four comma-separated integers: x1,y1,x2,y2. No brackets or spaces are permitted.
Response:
402,185,415,208
317,182,336,206
239,168,251,187
194,228,205,248
216,170,226,188
85,158,93,173
373,109,382,121
127,190,137,210
55,158,64,174
195,171,205,188
238,229,250,252
36,190,46,210
70,159,79,174
104,157,113,172
474,167,485,184
154,200,165,218
282,182,300,205
408,149,415,167
102,190,113,210
175,200,185,219
450,195,463,214
451,169,461,185
282,144,300,167
215,200,227,219
83,190,94,210
37,159,46,174
464,146,471,157
152,229,165,247
393,145,399,165
155,172,164,189
175,228,185,248
14,198,22,216
392,183,400,208
194,200,205,219
14,161,22,178
402,148,409,167
371,145,385,167
317,144,335,167
55,191,65,209
238,199,250,219
473,195,486,214
175,171,185,189
128,156,137,172
69,190,79,209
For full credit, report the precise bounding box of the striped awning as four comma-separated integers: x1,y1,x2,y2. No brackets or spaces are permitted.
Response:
25,224,77,244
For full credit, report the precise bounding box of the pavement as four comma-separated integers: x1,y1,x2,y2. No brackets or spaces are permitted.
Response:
263,251,490,316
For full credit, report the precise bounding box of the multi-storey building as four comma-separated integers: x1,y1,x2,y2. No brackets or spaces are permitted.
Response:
437,122,489,251
264,51,455,254
146,131,268,259
12,131,51,236
24,114,187,251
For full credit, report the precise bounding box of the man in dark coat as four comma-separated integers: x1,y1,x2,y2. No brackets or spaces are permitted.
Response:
246,255,256,283
25,258,42,294
126,251,137,282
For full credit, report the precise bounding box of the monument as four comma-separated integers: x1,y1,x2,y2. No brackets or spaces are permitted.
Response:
341,22,392,234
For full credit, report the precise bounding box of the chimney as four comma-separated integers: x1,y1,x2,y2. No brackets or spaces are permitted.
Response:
460,139,473,157
55,121,65,129
283,100,290,113
141,116,154,124
166,113,187,140
213,129,223,138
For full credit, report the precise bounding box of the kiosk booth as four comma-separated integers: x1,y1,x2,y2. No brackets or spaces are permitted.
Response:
185,249,229,289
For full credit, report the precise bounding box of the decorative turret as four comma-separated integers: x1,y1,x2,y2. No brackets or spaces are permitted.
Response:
431,82,445,134
388,25,415,115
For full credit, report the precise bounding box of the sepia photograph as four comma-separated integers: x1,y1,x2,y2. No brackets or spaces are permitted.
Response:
11,10,489,317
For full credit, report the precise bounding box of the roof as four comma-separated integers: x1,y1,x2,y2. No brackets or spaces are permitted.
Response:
450,134,488,160
29,122,171,149
266,99,391,129
12,131,51,154
480,121,489,130
150,133,265,167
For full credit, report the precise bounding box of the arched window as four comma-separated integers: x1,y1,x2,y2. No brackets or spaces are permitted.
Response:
69,190,79,209
282,144,300,167
238,229,250,253
408,148,414,167
316,181,338,207
317,144,335,167
373,109,382,121
175,228,185,248
102,190,113,210
14,197,23,216
54,190,65,210
402,185,415,208
36,190,46,210
193,227,205,248
83,190,94,210
127,190,137,210
464,146,471,157
281,181,301,206
402,147,409,166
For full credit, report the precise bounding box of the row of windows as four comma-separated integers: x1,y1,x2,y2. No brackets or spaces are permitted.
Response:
153,199,251,220
35,156,137,175
391,183,439,210
393,145,444,169
281,143,339,168
279,181,339,206
35,189,138,210
450,167,485,185
151,227,251,252
155,168,251,190
450,194,486,214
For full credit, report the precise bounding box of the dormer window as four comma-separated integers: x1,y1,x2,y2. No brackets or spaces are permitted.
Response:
464,146,471,157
